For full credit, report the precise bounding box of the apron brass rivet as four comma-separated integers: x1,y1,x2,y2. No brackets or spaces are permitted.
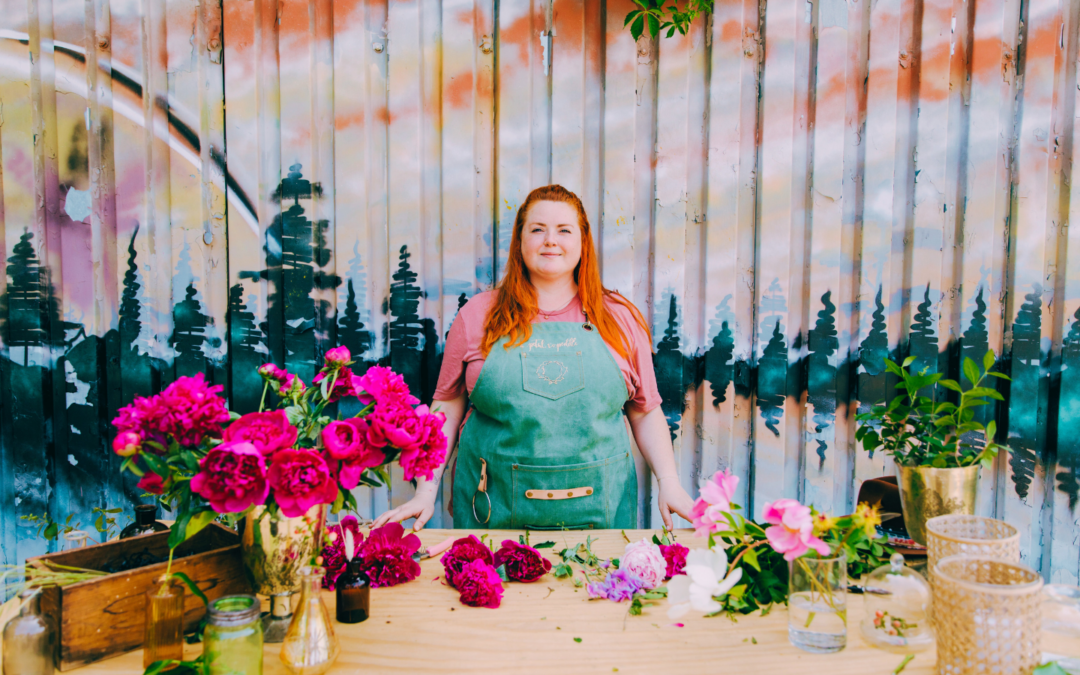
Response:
547,492,554,498
567,491,573,497
586,489,592,495
526,491,533,498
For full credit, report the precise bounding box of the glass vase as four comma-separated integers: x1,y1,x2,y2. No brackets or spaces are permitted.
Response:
204,595,263,675
788,553,847,653
281,566,339,675
144,575,185,669
1,588,56,675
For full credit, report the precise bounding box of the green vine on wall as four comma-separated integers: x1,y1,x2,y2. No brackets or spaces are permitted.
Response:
624,0,714,40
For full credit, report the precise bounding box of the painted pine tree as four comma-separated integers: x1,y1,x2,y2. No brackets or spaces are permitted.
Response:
0,231,64,362
757,319,787,436
1058,305,1080,507
704,317,734,408
117,226,156,398
654,293,696,441
908,284,938,381
338,279,374,362
228,284,266,413
807,291,839,467
1009,288,1043,500
386,245,442,403
171,284,209,378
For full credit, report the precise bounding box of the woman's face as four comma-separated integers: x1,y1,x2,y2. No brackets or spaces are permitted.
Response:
520,200,582,283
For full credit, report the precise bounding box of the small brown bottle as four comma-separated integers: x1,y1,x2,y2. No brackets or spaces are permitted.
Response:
335,560,370,624
120,505,169,539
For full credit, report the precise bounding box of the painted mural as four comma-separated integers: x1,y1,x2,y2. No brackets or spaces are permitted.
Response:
1,0,1080,583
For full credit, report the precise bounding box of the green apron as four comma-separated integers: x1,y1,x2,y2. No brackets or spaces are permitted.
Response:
452,319,638,530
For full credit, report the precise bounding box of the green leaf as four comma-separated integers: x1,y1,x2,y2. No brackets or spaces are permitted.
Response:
983,350,995,371
630,15,645,40
285,405,305,426
986,371,1011,381
939,379,963,393
624,9,642,27
647,13,660,36
534,541,556,549
553,563,574,579
141,452,169,480
963,357,981,386
43,521,59,541
495,564,510,582
170,571,210,608
1033,663,1070,675
742,547,761,572
185,510,217,542
168,515,190,549
902,355,916,368
573,637,583,643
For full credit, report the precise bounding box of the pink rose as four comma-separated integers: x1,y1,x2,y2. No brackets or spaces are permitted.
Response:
267,448,339,517
660,543,689,579
223,410,298,456
323,346,352,367
493,540,551,583
620,539,667,590
763,498,831,561
690,469,739,536
335,418,387,490
113,431,142,457
455,559,503,609
398,410,448,483
355,366,420,407
441,536,494,587
191,441,270,513
322,420,361,460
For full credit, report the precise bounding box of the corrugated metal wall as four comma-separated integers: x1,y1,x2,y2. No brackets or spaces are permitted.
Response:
2,0,1079,580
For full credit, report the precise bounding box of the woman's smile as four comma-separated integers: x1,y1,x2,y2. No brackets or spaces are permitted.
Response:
521,200,582,280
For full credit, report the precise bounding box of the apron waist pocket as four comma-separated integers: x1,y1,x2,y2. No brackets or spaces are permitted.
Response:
509,452,629,530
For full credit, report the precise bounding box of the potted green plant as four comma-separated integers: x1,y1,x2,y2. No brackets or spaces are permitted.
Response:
855,351,1010,545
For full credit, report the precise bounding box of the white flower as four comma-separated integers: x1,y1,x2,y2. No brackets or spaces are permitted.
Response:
667,547,744,619
622,539,667,590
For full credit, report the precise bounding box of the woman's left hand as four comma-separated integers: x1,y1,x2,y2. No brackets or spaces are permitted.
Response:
657,476,695,531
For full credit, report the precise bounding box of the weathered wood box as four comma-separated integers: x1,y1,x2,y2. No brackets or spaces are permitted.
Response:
27,522,251,671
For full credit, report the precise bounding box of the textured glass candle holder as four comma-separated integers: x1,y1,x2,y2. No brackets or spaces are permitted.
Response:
788,553,847,654
932,554,1042,675
925,515,1021,574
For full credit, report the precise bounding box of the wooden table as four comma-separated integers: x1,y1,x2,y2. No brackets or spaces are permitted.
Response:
76,529,936,674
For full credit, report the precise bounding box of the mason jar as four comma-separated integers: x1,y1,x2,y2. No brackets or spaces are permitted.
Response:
203,594,263,675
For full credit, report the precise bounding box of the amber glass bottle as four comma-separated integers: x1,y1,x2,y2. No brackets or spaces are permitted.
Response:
121,505,169,539
335,560,370,624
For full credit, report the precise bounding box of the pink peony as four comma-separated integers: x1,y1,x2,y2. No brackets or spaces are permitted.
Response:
267,448,339,518
321,420,361,460
313,367,361,403
191,441,270,513
334,418,387,490
321,515,364,589
137,470,165,495
493,540,552,583
113,395,170,448
690,469,740,537
398,409,448,483
223,410,298,456
455,559,503,608
258,363,287,381
157,374,230,447
279,373,306,397
620,539,667,590
113,431,142,457
355,366,420,407
323,346,352,367
441,535,494,587
660,543,689,579
357,522,422,588
762,498,832,561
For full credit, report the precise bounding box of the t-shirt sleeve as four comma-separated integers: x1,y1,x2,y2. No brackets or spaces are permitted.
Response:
614,303,662,414
433,311,469,401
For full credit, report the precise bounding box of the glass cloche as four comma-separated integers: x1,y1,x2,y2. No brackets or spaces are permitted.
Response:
860,553,934,652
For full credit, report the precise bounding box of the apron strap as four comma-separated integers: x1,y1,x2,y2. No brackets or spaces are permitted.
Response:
472,457,492,525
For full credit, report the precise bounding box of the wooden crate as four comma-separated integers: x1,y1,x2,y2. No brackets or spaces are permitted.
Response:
27,522,251,671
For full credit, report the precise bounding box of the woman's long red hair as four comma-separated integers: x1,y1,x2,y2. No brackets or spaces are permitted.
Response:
480,185,652,360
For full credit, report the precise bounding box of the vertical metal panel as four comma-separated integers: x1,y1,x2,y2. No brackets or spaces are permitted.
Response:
3,0,1080,573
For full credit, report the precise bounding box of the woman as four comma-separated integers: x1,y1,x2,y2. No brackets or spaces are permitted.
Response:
373,185,694,531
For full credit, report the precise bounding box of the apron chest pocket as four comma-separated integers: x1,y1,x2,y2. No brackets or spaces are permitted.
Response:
520,351,584,400
510,453,627,530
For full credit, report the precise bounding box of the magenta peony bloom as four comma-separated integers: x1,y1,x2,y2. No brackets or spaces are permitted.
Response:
113,394,170,448
321,515,364,589
441,535,494,587
620,539,667,590
493,540,552,583
660,542,689,579
267,448,339,518
191,441,270,513
398,409,448,483
586,569,646,602
762,498,831,561
355,366,420,407
157,374,230,447
258,363,287,381
321,420,361,460
334,418,386,490
323,346,352,367
690,469,740,537
223,410,298,456
455,560,504,608
279,373,306,397
313,367,361,403
357,522,422,588
113,431,142,457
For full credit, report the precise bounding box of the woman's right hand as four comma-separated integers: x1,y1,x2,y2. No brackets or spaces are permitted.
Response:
371,487,438,531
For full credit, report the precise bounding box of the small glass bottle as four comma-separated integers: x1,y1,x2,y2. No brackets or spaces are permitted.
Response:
204,595,263,675
2,588,56,675
335,559,370,624
63,530,90,550
122,504,169,539
144,575,185,669
281,566,339,675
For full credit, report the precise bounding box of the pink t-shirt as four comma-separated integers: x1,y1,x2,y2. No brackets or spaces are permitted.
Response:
433,291,662,413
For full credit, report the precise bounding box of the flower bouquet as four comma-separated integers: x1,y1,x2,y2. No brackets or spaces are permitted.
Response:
111,346,448,551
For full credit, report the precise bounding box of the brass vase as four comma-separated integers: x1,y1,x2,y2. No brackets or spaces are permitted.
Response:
241,504,327,643
896,464,980,546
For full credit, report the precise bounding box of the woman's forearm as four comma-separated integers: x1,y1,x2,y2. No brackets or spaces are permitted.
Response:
414,394,468,495
626,405,679,482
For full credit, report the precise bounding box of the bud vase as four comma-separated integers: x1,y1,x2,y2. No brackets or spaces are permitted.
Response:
788,553,847,653
240,504,327,643
143,575,185,669
280,566,339,675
